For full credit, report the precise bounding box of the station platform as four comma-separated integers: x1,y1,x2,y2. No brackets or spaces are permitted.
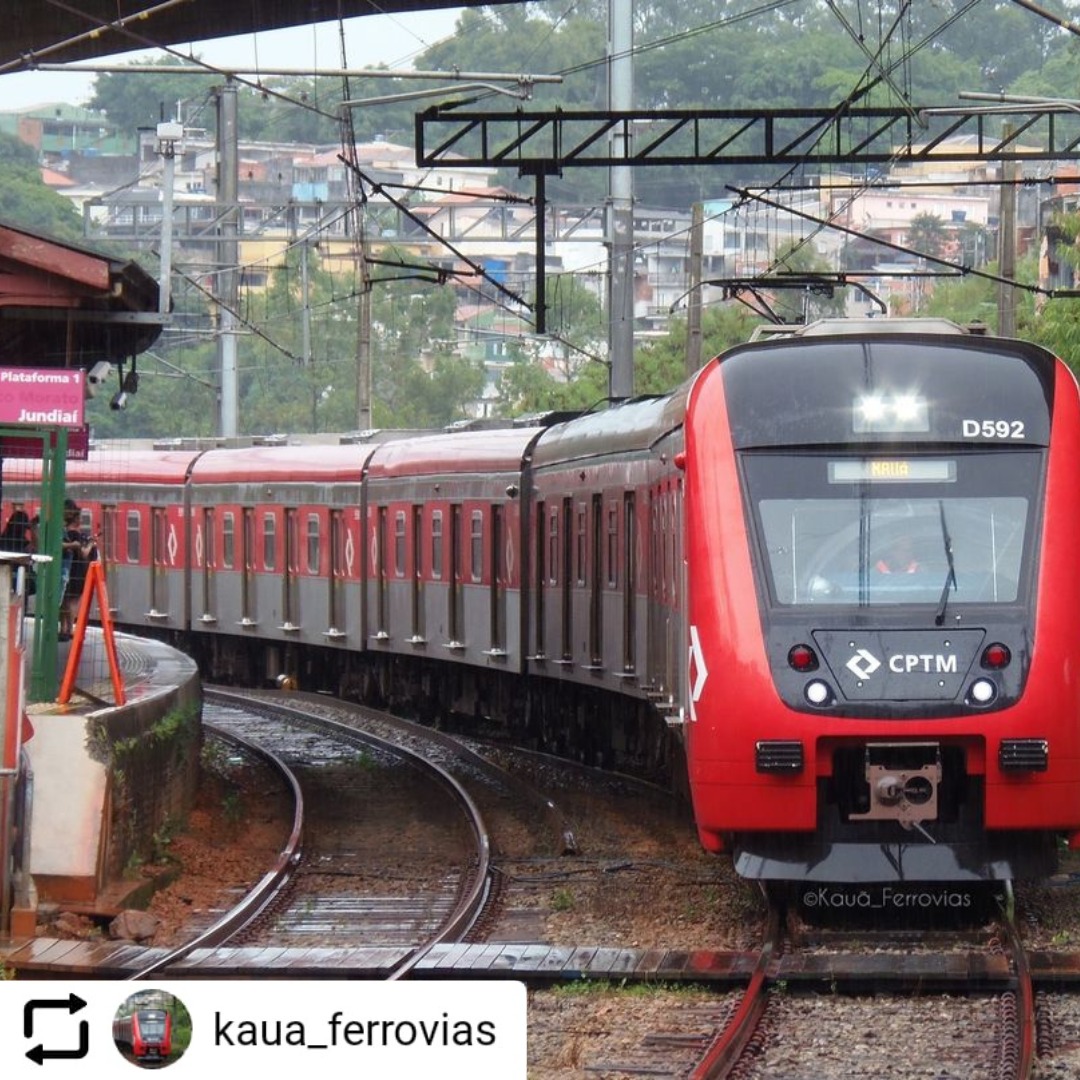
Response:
12,627,199,934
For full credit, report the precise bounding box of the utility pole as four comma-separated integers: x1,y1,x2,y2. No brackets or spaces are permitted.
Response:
998,123,1018,337
216,80,239,438
155,120,182,317
607,0,634,400
300,240,312,365
356,225,373,432
686,203,703,376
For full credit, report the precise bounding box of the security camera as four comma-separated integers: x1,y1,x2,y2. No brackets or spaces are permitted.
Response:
86,361,112,397
110,390,128,411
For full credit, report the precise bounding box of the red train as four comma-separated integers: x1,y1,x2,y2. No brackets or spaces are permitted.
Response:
112,1008,172,1061
6,318,1080,884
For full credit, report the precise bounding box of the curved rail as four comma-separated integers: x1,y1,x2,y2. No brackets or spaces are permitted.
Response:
691,892,782,1079
127,721,305,980
205,688,493,979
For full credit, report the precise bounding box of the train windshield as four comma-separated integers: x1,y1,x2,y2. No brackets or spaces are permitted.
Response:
137,1011,167,1038
746,450,1041,607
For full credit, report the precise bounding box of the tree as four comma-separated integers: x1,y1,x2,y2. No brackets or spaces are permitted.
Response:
907,213,950,261
89,58,218,132
0,133,82,241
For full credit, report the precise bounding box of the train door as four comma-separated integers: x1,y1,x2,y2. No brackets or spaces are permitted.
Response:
622,492,636,675
647,488,665,694
410,505,424,642
449,504,463,645
588,493,602,668
262,512,277,629
123,510,143,619
282,507,299,630
489,504,506,656
199,506,216,623
560,497,572,661
101,505,119,608
531,500,546,660
671,478,684,709
375,506,388,639
328,508,345,635
149,506,169,619
241,508,255,625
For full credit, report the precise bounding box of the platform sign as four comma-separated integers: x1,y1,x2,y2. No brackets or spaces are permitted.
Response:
0,368,85,428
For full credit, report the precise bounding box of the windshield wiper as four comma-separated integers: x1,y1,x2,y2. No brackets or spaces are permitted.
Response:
935,500,957,626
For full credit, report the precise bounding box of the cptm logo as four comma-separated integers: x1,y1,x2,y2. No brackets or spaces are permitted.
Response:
846,649,959,680
846,648,881,680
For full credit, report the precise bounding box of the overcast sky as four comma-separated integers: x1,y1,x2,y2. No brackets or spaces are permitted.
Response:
0,9,466,112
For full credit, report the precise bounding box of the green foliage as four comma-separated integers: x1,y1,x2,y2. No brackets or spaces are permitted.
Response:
0,132,82,240
89,59,218,133
906,214,950,261
66,2,1080,432
551,887,575,912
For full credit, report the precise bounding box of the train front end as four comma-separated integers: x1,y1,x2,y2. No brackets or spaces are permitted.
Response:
682,325,1080,882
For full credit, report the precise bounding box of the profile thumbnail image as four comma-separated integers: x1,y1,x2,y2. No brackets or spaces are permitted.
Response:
112,989,191,1067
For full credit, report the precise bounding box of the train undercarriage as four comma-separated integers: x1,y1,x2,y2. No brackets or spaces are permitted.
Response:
175,630,685,792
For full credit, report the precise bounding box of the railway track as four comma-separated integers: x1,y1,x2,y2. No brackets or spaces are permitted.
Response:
131,689,498,979
10,686,1063,1077
598,890,1041,1080
534,877,1043,1079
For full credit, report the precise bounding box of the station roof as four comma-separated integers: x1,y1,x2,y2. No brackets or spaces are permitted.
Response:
0,1,502,67
0,222,162,366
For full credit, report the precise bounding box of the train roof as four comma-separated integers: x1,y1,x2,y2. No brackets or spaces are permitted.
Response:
8,449,203,486
531,390,689,467
189,443,372,484
364,427,545,479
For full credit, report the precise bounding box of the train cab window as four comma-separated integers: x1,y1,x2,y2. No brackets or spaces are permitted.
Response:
470,509,483,582
125,511,141,563
395,511,407,578
306,514,320,574
263,512,277,571
746,451,1040,608
431,511,443,580
222,513,235,570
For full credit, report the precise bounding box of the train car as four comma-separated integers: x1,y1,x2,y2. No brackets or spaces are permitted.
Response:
360,426,542,718
113,1008,172,1061
681,320,1080,882
2,447,202,628
185,442,371,687
6,319,1079,885
525,391,689,773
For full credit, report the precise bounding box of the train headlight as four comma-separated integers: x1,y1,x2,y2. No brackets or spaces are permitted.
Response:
805,679,833,707
853,391,929,433
968,678,997,705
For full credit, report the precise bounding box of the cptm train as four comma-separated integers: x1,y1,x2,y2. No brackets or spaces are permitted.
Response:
112,1008,172,1062
6,319,1080,884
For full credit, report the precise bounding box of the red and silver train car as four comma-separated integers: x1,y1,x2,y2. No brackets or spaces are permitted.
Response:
5,319,1079,883
112,1008,172,1061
